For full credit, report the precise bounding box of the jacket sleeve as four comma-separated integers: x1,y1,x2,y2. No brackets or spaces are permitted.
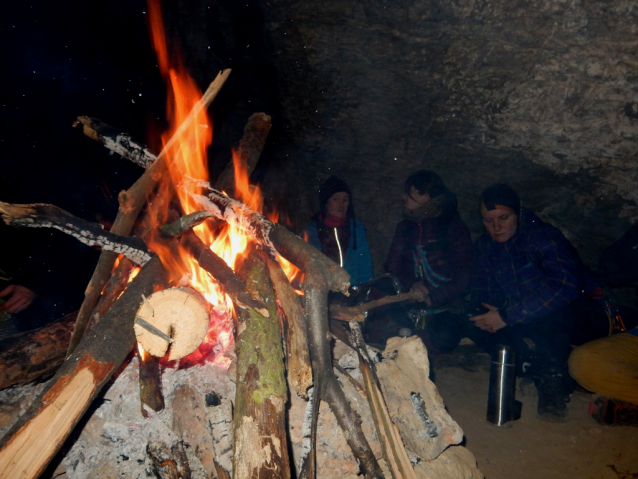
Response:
384,222,415,290
347,221,373,286
502,233,581,324
428,219,473,307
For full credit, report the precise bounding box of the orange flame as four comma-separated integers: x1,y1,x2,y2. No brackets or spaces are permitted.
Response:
143,0,303,366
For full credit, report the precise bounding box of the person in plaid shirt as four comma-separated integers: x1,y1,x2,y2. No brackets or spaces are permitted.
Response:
461,184,607,421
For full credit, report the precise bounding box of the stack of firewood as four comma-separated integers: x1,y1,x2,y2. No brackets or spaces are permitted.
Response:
0,61,481,478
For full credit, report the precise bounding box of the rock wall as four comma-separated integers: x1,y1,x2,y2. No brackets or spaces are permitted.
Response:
257,0,638,267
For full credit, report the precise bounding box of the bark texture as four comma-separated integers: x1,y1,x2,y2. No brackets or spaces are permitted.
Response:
233,248,290,479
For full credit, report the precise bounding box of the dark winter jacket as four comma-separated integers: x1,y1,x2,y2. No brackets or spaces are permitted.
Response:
305,218,373,286
472,209,592,325
384,192,472,308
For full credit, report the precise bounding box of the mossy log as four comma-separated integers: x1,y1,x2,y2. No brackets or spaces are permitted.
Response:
232,247,290,479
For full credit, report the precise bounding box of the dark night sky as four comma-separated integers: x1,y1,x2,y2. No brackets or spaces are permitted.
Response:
0,1,176,322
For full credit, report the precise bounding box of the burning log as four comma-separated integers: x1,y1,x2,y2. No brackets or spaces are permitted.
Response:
0,313,75,391
190,185,383,479
86,256,135,332
70,69,231,355
266,256,312,399
0,256,169,479
215,112,272,196
233,247,290,479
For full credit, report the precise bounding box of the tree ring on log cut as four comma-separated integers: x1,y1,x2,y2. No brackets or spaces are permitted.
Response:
134,287,210,361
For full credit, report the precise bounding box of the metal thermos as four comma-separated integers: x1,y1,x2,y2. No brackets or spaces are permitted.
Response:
487,345,517,427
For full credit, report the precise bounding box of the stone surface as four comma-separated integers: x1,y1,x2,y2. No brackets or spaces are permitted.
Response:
253,0,638,267
377,336,464,461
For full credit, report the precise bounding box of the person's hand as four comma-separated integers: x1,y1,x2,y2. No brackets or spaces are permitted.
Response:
410,282,431,307
0,285,35,314
469,303,506,333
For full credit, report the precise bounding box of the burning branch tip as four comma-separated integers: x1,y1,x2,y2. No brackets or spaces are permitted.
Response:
159,211,214,237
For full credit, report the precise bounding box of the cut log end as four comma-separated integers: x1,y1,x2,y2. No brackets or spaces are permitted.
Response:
134,287,210,361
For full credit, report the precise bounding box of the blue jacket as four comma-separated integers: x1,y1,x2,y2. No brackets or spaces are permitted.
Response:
304,218,373,286
472,209,590,325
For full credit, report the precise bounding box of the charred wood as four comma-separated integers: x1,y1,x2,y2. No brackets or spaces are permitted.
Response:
147,439,192,479
0,256,169,479
330,290,425,323
0,202,151,266
139,351,165,417
215,112,272,196
205,393,234,479
73,116,157,169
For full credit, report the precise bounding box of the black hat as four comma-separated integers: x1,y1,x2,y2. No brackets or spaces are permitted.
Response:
319,176,352,209
480,184,521,216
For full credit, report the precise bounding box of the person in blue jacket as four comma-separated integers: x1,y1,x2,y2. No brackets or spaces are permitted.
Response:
304,176,373,286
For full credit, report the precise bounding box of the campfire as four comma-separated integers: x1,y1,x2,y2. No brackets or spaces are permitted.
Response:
0,2,479,478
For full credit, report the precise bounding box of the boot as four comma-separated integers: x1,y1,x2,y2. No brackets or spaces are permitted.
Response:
533,370,574,422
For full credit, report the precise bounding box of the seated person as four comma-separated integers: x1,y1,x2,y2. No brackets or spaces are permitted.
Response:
383,170,472,346
446,184,609,421
568,329,638,426
304,176,373,287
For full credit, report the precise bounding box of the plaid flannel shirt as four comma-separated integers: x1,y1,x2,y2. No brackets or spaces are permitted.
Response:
472,210,581,325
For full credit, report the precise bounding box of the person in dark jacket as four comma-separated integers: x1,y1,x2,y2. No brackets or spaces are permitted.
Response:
304,176,373,287
384,170,472,347
460,184,609,421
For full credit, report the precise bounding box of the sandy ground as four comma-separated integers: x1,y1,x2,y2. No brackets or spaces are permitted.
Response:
432,347,638,479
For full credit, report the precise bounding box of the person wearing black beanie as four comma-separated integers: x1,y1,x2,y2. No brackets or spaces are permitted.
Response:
445,183,611,422
304,176,372,286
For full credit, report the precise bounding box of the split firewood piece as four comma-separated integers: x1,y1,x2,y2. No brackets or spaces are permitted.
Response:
134,287,210,361
205,393,234,479
233,247,290,479
71,69,231,355
0,313,75,391
266,256,313,399
0,256,169,479
330,290,425,322
349,321,417,479
139,347,165,416
215,112,272,196
73,116,157,169
0,202,152,266
85,256,136,333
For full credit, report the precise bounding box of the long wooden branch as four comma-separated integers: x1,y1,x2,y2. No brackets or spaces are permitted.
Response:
70,69,231,354
330,290,424,322
0,256,169,479
0,202,151,266
190,186,383,479
349,321,417,479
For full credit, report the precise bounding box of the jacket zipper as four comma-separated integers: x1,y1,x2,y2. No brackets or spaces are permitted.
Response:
333,228,344,267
